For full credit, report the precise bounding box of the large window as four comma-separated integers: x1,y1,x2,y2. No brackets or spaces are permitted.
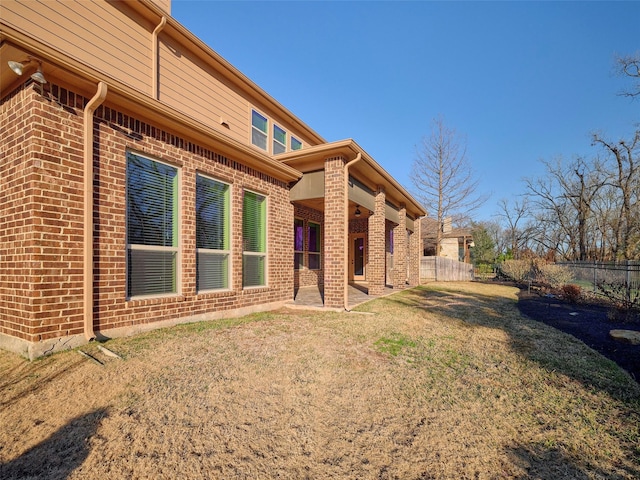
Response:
273,125,287,154
243,190,267,287
294,218,304,270
126,153,178,298
308,222,321,270
196,174,230,291
251,110,268,150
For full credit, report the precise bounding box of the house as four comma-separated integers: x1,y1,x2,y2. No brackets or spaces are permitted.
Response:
421,217,473,263
0,0,425,359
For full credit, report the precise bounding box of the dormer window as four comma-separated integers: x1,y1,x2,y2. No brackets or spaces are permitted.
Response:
251,110,268,150
273,125,286,154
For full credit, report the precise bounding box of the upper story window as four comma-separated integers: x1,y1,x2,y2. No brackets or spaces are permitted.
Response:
251,109,303,154
273,125,287,154
251,110,268,150
291,137,302,151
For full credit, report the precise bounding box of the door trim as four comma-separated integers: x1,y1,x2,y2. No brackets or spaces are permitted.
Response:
349,233,367,282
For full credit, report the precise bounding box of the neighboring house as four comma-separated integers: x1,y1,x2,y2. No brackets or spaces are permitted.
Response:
0,0,425,359
421,217,473,263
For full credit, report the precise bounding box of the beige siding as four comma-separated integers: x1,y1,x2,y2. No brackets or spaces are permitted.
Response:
158,35,249,144
2,0,152,93
2,0,316,152
149,0,171,15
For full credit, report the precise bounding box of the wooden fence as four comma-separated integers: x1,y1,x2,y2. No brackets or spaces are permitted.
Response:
420,256,474,282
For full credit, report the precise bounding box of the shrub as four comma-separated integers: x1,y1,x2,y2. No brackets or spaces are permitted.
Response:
499,259,530,283
597,281,640,321
561,284,581,304
537,263,573,288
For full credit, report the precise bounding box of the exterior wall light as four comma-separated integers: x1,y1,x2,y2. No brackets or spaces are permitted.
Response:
7,58,47,84
354,205,361,217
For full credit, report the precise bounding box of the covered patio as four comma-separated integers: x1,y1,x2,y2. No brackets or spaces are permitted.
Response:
290,283,396,310
279,139,426,310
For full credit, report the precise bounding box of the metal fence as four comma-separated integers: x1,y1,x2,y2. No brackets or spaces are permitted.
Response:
556,261,640,293
420,256,474,282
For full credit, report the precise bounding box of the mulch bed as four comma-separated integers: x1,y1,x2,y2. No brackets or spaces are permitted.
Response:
517,289,640,383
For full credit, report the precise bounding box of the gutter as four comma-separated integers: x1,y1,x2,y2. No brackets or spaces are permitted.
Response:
343,153,362,310
83,82,108,341
151,16,167,99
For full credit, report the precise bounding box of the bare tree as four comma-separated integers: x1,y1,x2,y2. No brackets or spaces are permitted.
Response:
593,130,640,259
495,197,534,259
524,157,604,261
615,52,640,99
483,219,508,259
411,116,488,255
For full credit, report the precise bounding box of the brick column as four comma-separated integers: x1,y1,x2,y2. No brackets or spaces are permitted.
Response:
323,156,347,308
368,186,386,295
393,204,407,289
407,217,421,287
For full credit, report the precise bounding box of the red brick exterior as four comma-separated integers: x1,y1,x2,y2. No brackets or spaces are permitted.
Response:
1,84,86,344
323,156,347,309
407,221,421,287
1,83,294,352
393,205,407,289
367,186,386,295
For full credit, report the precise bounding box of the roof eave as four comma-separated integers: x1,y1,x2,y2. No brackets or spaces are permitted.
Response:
279,139,426,218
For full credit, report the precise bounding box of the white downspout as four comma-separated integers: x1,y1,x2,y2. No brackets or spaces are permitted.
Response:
152,16,167,99
343,153,361,310
83,82,108,341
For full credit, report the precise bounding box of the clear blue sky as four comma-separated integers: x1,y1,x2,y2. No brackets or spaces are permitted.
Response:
172,0,639,221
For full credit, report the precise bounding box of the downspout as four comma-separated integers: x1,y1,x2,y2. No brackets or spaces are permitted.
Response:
83,82,108,341
343,153,362,310
152,16,167,99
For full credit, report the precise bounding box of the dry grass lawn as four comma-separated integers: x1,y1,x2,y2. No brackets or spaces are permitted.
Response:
1,282,639,479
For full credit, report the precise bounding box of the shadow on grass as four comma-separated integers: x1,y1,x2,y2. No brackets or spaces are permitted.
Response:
0,357,87,411
0,408,107,480
382,285,639,403
378,284,640,477
506,442,633,480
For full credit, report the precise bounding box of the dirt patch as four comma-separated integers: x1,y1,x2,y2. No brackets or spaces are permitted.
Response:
517,289,640,382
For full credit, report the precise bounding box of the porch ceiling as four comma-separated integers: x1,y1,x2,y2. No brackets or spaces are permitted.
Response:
278,139,426,220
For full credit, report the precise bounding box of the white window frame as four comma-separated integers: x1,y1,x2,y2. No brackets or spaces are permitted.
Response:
291,136,303,151
126,152,180,299
242,189,268,288
273,124,287,154
251,109,268,151
195,173,231,293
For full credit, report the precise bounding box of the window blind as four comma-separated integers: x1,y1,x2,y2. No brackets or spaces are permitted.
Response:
196,174,230,291
126,153,178,297
243,190,266,287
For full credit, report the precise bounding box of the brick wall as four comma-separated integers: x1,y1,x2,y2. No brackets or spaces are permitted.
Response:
1,83,86,343
393,206,407,288
1,82,294,349
367,186,386,295
408,223,421,287
323,156,346,309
